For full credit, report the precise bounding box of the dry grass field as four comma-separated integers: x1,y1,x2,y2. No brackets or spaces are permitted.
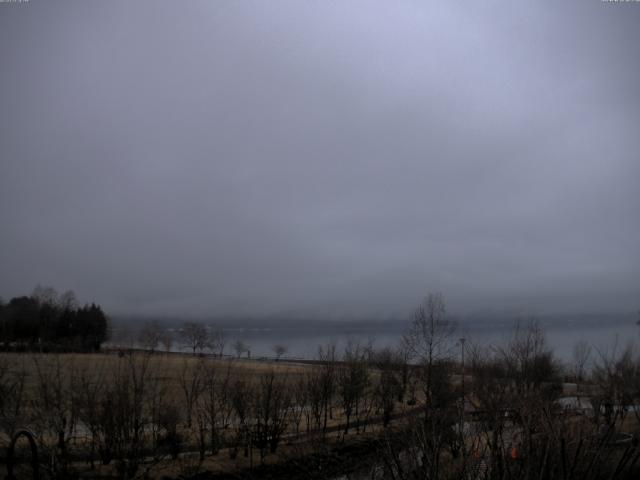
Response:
0,350,408,479
0,351,316,411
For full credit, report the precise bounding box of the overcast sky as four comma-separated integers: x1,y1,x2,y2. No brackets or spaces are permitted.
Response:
1,1,638,319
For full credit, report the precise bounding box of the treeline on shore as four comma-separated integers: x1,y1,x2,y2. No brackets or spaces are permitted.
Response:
0,286,109,352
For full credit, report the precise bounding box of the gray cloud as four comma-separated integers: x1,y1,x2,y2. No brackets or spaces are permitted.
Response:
1,0,639,318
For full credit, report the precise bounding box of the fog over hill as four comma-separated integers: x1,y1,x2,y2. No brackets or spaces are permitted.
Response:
1,1,639,319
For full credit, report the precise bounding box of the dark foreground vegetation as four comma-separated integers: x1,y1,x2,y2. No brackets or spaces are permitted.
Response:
1,292,640,479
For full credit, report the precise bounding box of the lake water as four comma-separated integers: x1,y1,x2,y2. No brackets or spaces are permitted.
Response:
195,313,640,363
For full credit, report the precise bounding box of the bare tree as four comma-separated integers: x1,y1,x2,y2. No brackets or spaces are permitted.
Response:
592,342,637,428
197,360,234,455
498,319,561,398
399,293,458,478
571,339,592,382
178,358,205,428
85,353,164,477
31,284,59,306
181,321,208,355
317,341,337,435
371,347,403,427
338,341,370,434
304,369,325,435
251,369,292,462
207,327,226,357
233,339,248,358
77,361,106,470
403,292,456,408
30,354,80,477
493,321,563,478
157,401,182,460
58,289,78,311
138,320,161,353
0,356,28,447
290,374,308,437
229,379,252,460
272,344,288,360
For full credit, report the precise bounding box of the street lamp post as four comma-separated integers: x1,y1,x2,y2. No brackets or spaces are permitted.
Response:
459,337,466,463
460,337,466,397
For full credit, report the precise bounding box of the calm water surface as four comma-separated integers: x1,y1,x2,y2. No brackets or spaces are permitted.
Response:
207,314,640,363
